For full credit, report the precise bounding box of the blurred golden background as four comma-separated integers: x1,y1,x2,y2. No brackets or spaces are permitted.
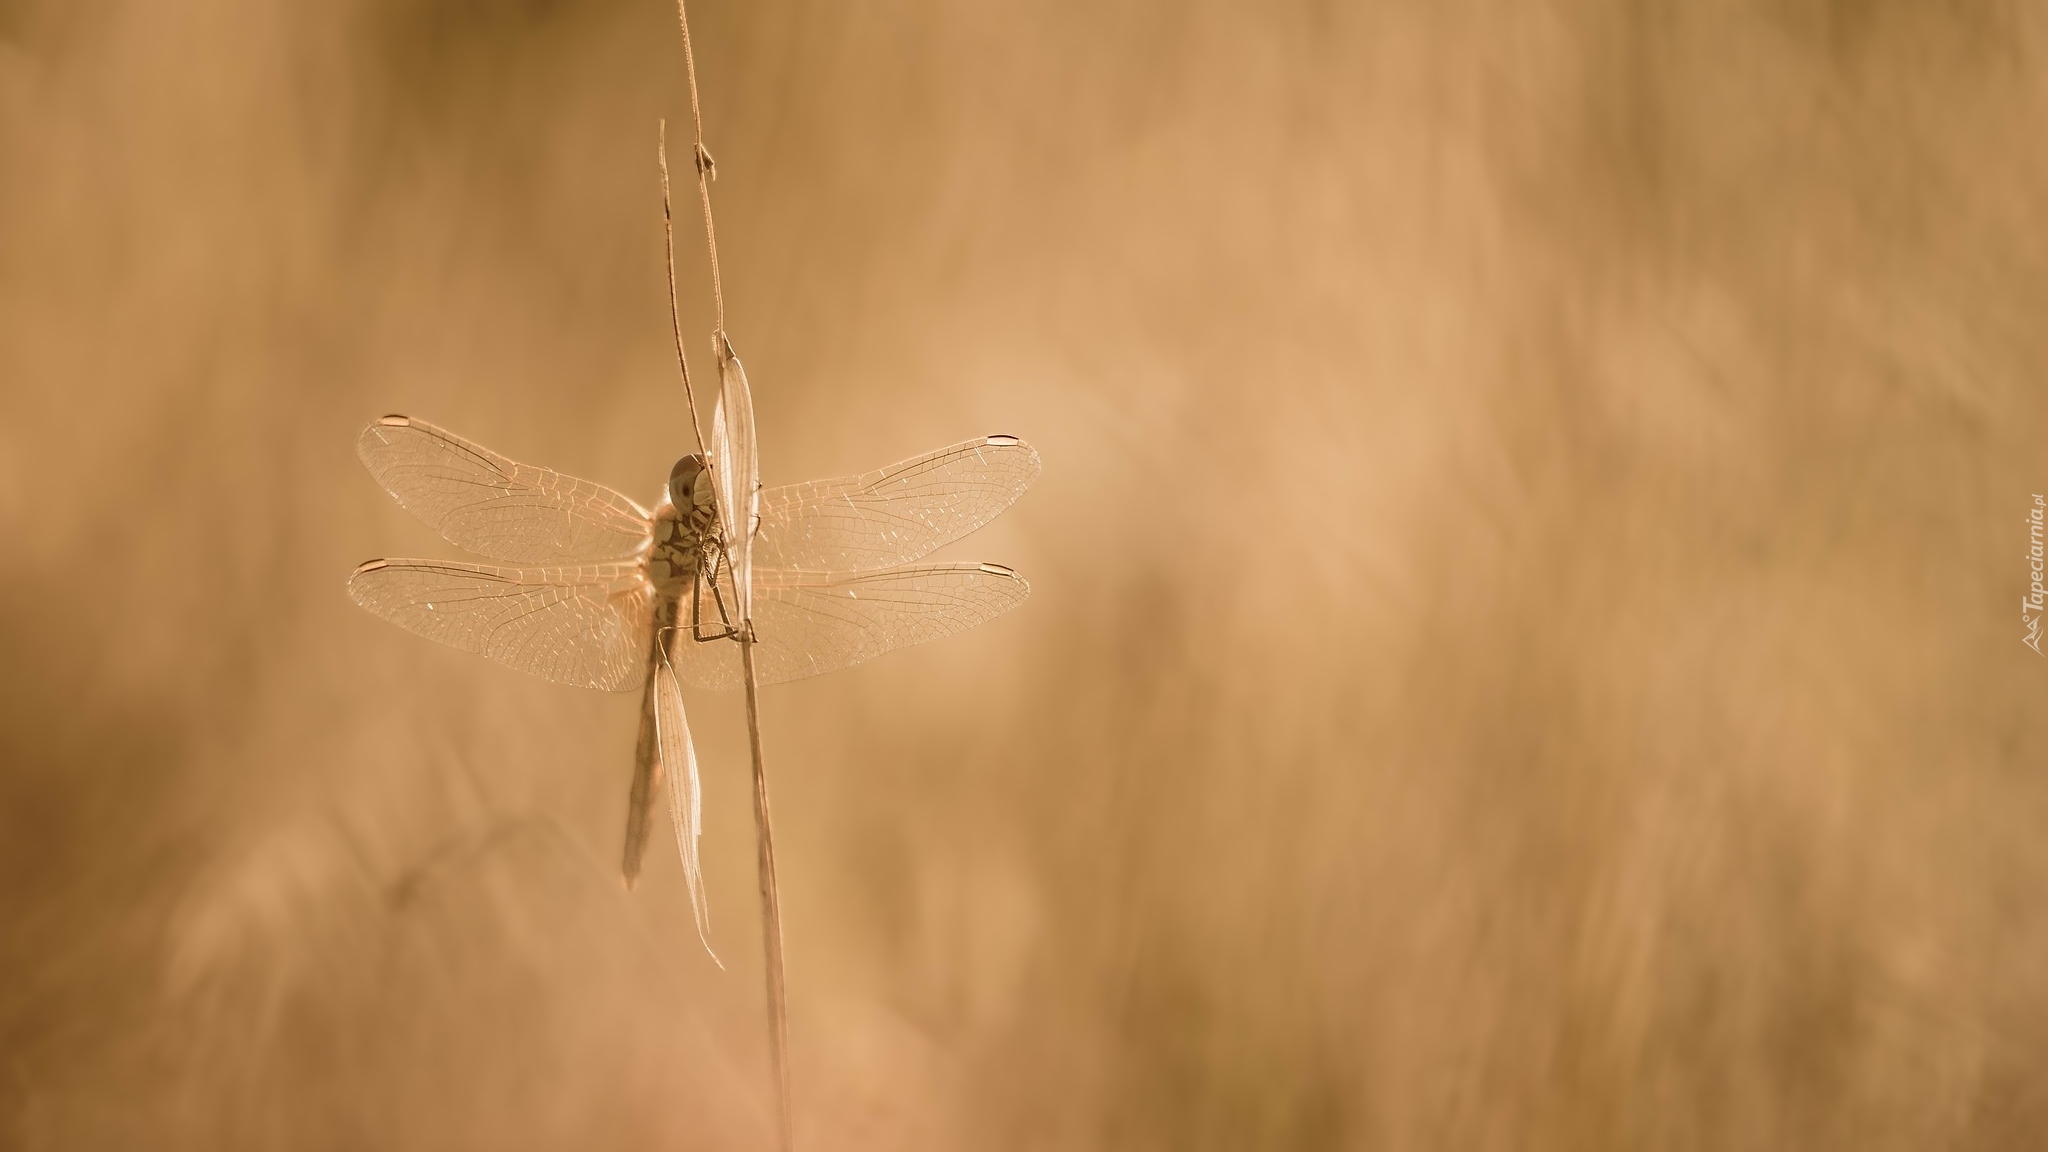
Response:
4,1,2047,1148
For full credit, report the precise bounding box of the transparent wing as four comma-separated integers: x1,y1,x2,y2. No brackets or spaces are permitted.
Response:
358,415,652,564
711,353,760,618
752,436,1041,573
655,645,718,961
671,562,1030,691
620,600,677,889
348,559,652,691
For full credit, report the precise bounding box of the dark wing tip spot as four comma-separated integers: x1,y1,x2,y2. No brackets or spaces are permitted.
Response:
985,434,1022,446
978,562,1019,578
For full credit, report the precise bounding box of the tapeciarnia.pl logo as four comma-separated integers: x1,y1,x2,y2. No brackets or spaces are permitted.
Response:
2027,494,2045,655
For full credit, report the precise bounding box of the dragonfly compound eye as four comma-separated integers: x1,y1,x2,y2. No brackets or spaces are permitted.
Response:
668,454,708,509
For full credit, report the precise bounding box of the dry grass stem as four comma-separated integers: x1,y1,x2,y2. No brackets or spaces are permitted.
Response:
670,1,793,1147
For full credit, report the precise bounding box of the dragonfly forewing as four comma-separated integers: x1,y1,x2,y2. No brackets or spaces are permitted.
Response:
751,435,1041,573
358,416,653,564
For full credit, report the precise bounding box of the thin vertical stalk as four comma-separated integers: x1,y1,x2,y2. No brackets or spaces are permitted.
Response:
741,632,792,1152
658,122,707,455
670,2,792,1149
674,0,726,339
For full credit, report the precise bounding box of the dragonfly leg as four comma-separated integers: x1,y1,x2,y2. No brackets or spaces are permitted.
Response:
689,555,740,643
707,540,757,644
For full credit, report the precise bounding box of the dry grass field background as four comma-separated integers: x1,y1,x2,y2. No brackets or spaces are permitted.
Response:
4,1,2048,1148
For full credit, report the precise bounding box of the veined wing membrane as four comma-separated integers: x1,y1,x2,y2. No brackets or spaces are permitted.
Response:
349,559,652,691
752,436,1040,573
655,646,716,957
711,354,760,618
358,416,652,564
672,562,1030,691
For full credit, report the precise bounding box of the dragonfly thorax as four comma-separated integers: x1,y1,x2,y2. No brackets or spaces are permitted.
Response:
645,454,720,596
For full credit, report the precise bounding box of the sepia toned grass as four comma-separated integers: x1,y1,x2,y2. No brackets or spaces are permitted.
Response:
3,1,2048,1150
663,0,796,1144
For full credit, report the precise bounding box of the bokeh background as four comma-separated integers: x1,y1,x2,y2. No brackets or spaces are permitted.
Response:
5,0,2048,1148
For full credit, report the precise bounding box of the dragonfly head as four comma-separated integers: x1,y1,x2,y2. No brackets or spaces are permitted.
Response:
668,454,716,515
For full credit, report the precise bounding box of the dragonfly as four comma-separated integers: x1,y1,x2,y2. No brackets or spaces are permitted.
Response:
346,386,1039,952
